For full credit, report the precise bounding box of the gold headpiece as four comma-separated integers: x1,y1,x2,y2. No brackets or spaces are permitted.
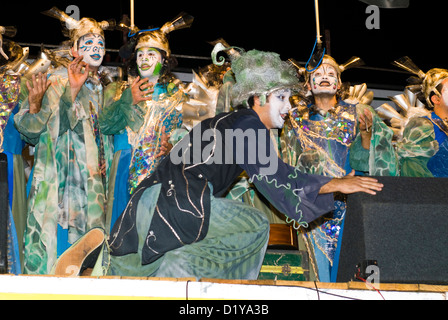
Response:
119,12,193,57
392,56,448,107
42,7,115,47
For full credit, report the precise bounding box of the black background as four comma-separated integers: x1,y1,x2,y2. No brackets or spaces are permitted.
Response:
1,0,443,89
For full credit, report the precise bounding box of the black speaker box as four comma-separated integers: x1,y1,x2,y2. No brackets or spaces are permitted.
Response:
337,176,448,285
0,153,8,274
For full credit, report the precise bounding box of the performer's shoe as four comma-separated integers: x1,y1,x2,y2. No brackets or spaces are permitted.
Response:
53,228,105,277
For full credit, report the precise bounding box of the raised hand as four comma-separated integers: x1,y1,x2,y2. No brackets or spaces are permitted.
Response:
131,76,154,105
358,108,374,149
155,126,173,158
27,72,51,114
68,56,90,102
358,108,373,133
319,170,384,196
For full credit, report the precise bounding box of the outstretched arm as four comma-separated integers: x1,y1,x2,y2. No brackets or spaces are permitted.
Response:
319,170,383,195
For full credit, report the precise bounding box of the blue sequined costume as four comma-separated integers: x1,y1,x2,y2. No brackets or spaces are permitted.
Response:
426,113,448,177
283,100,397,282
1,74,25,274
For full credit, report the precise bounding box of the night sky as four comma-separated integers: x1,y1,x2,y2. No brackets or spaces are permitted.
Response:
1,0,444,88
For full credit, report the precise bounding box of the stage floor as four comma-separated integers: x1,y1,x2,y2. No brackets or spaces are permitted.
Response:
0,274,447,300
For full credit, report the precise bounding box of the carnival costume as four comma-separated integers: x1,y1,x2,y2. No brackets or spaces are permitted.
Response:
53,47,339,280
101,47,340,280
15,8,115,274
282,55,397,282
0,26,26,274
99,14,193,232
378,57,448,177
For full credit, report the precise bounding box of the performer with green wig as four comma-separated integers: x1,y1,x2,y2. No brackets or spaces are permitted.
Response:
53,46,383,280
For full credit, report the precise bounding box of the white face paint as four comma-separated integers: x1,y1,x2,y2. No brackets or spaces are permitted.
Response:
441,80,448,107
310,64,339,96
77,33,105,67
268,89,292,129
136,48,163,79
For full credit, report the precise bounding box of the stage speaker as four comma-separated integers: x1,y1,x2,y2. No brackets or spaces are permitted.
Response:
0,153,8,274
337,176,448,285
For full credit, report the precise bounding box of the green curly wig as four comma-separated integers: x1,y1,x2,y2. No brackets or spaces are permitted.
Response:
212,44,301,107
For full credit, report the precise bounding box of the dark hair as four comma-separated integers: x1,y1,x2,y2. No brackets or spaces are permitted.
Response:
0,40,22,69
126,48,178,85
247,96,255,108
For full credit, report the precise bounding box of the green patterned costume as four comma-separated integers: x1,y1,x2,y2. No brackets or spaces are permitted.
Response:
15,67,114,274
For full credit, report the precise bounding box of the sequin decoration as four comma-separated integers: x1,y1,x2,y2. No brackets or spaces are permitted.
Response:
0,74,20,152
127,89,183,194
286,102,357,271
290,104,356,147
311,200,346,266
287,103,357,178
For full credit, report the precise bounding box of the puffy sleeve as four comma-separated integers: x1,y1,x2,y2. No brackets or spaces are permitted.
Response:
396,117,438,177
98,86,145,135
14,75,65,145
350,104,399,176
232,114,334,228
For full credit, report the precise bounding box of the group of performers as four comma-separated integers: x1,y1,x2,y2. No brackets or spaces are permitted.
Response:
1,7,447,282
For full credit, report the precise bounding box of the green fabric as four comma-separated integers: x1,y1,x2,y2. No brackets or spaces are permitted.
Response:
350,104,399,176
11,154,27,271
15,69,68,274
225,174,286,225
99,84,145,135
57,79,114,241
107,184,270,280
396,117,438,177
104,149,122,233
15,68,115,274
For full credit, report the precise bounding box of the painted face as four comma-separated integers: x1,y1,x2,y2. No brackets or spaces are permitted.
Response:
440,79,448,107
136,48,163,79
77,33,105,67
268,89,292,129
310,64,339,96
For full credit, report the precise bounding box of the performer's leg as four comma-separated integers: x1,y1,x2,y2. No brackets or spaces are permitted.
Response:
155,197,270,280
107,184,163,277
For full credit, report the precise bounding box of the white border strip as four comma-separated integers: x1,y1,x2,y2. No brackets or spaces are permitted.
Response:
0,275,446,300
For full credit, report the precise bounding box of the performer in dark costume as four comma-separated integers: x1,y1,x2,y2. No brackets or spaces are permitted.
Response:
54,47,383,280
